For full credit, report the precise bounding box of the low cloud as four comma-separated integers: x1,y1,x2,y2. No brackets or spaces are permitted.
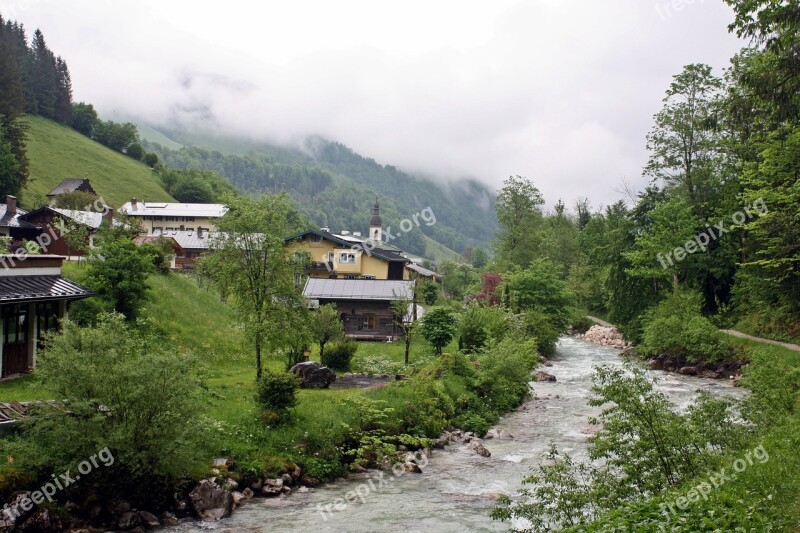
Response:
4,0,743,207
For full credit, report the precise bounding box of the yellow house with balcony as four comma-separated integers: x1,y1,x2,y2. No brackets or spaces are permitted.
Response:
285,229,409,281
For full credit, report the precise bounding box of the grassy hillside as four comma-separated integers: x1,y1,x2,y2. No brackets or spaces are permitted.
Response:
21,116,174,208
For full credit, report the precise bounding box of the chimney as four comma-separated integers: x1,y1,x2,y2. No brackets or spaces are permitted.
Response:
5,196,16,215
197,227,204,238
130,198,138,208
321,226,330,233
179,224,185,231
102,207,114,225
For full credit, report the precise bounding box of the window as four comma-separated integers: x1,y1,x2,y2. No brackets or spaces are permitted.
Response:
310,234,322,243
359,314,375,330
2,305,27,345
36,302,59,346
339,252,357,264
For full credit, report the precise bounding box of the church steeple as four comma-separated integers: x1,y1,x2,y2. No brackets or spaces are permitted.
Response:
370,198,382,242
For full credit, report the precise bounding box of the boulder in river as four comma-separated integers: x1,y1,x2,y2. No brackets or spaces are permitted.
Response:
189,479,233,521
468,441,492,457
290,361,336,389
534,370,557,382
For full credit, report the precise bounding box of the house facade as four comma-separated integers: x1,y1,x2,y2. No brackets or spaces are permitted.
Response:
0,255,94,378
119,199,228,235
286,201,410,281
303,278,415,340
19,206,113,257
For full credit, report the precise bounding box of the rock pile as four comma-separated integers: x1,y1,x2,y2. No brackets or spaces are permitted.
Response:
576,325,632,350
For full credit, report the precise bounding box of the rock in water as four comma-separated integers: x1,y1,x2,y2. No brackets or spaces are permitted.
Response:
189,479,233,521
468,441,492,457
290,361,336,389
534,370,557,382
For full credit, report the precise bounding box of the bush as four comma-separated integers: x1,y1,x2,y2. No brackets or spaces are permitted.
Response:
639,290,732,363
522,309,560,356
570,315,594,334
475,337,539,414
11,314,206,508
458,304,489,353
255,371,300,416
420,306,458,354
322,338,358,371
455,412,491,436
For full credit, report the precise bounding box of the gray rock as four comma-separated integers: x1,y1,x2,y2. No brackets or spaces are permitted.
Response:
160,511,179,526
290,361,336,389
231,491,245,506
118,511,141,530
189,479,233,521
18,509,63,532
535,370,557,382
262,478,284,496
242,487,255,499
138,510,160,529
468,441,492,457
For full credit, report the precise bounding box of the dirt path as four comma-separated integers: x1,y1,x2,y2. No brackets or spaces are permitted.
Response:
585,316,800,353
719,329,800,352
586,315,615,328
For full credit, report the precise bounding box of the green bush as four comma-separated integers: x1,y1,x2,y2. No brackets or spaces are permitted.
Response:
255,371,300,416
10,313,206,508
475,337,539,414
458,304,489,353
570,315,594,334
522,309,559,356
455,412,491,436
639,290,732,363
419,306,458,354
321,338,358,371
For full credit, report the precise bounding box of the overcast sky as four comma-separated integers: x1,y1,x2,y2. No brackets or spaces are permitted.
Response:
2,0,745,209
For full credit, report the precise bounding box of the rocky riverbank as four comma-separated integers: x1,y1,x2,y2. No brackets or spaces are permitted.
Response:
575,324,632,350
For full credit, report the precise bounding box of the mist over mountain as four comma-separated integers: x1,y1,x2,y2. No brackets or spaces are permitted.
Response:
140,124,497,258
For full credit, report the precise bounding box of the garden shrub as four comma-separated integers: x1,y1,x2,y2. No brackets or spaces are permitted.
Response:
321,338,358,371
255,370,300,418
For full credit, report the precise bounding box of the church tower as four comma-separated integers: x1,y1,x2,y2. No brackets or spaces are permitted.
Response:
370,199,382,242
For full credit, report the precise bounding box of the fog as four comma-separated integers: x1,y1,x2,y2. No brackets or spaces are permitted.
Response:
1,0,744,207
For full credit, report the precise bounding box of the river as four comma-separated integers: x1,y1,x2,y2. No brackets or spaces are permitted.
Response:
172,336,745,532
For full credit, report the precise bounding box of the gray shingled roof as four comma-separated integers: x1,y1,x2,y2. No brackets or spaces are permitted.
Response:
0,275,94,303
0,205,37,230
303,278,414,301
46,178,94,197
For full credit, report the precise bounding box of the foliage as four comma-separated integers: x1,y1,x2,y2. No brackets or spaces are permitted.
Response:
85,238,155,319
419,306,458,355
125,141,144,161
472,271,503,306
418,279,439,305
198,193,307,380
493,361,739,531
311,303,344,361
494,175,546,268
474,337,538,414
321,338,358,372
8,314,206,508
639,290,733,363
92,120,138,152
69,102,97,136
255,370,300,420
458,303,490,353
52,190,99,210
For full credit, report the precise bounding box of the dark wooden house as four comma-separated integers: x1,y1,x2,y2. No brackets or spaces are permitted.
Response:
302,278,416,340
46,178,97,200
0,255,94,378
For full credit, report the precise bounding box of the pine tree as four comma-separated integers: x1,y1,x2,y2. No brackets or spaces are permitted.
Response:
54,56,73,123
0,43,29,196
30,29,57,119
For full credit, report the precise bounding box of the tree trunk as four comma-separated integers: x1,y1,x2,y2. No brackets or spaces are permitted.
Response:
404,334,411,365
255,336,263,381
672,271,679,291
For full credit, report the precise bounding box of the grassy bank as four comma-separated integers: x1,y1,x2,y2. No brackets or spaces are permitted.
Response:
0,270,540,487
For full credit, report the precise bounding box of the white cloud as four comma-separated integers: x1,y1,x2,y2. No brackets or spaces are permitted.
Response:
0,0,744,208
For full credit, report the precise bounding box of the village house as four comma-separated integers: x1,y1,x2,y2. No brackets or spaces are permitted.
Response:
46,178,97,201
150,228,214,270
0,255,93,378
119,199,228,235
302,278,416,340
285,201,410,281
19,206,114,257
0,196,39,242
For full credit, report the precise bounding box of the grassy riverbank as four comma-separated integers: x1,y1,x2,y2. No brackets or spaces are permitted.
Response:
0,270,541,490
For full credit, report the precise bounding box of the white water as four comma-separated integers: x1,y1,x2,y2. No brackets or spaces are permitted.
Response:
172,337,745,532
